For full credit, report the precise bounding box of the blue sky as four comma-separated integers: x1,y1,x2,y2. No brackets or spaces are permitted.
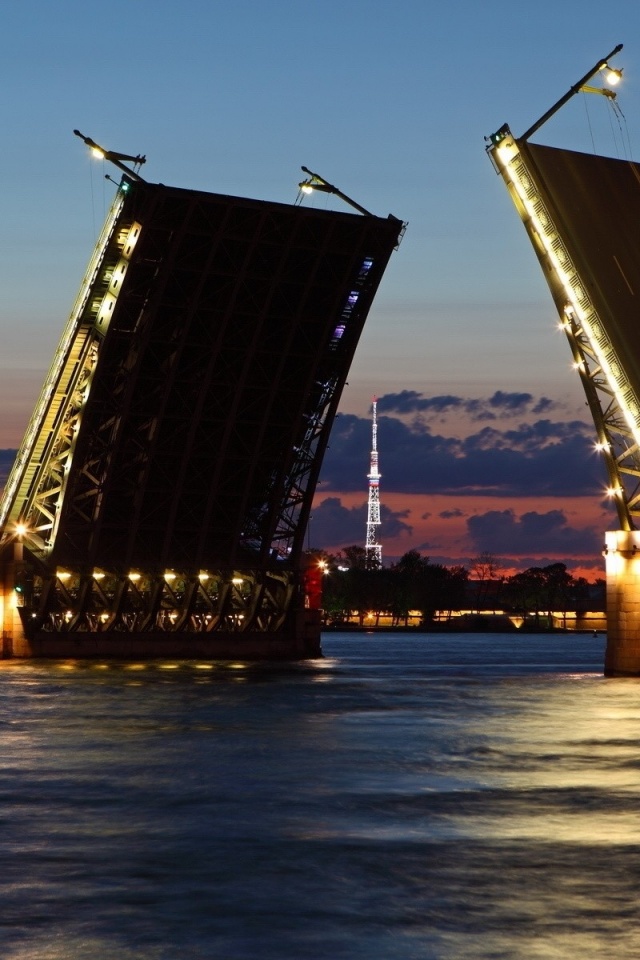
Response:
1,0,638,575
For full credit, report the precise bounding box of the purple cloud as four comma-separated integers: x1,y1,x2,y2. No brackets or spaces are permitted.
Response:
466,508,602,555
376,390,560,421
320,410,601,497
310,496,412,550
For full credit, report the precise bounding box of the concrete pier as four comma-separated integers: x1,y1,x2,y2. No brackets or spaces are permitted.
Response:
0,545,31,658
604,530,640,676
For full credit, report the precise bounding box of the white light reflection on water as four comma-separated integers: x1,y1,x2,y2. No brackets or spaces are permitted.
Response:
1,632,639,960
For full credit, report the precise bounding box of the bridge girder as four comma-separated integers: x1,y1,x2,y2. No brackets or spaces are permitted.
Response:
488,131,640,531
0,177,403,654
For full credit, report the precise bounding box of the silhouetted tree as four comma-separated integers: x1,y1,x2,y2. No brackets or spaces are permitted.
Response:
430,564,469,622
469,551,502,612
389,551,469,625
390,550,429,625
341,545,366,569
504,562,575,627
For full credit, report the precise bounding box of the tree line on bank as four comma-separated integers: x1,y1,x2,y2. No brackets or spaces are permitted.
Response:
310,547,603,627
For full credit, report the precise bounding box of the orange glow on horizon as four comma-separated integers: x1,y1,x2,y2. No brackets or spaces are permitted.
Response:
313,489,608,582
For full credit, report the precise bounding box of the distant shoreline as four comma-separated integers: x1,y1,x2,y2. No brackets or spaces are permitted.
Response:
322,623,603,635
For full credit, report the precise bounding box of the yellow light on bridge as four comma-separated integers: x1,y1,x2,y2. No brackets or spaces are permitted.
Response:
493,133,640,461
603,65,623,85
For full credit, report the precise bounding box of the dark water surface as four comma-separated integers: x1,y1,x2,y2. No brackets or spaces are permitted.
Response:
1,631,639,959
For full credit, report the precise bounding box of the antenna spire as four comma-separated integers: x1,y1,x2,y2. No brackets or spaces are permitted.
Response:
365,396,382,567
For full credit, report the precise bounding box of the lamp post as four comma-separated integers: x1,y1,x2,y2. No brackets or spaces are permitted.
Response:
521,44,623,142
298,166,373,216
73,129,147,181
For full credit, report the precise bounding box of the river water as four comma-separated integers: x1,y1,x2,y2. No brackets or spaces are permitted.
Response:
1,631,639,960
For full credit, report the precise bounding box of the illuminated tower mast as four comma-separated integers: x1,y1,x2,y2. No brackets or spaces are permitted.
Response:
365,396,382,566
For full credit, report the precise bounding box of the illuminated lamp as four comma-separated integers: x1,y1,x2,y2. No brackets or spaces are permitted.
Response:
297,165,373,216
601,64,623,85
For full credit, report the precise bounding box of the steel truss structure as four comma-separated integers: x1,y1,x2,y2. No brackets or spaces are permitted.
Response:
488,131,640,531
0,175,402,654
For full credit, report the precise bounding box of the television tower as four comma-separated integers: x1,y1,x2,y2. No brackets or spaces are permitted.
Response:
365,396,382,566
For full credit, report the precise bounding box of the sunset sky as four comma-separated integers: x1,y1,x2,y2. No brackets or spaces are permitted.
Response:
2,1,639,579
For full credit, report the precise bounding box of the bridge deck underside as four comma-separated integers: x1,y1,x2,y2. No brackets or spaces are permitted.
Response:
49,185,400,575
1,182,401,649
518,142,640,391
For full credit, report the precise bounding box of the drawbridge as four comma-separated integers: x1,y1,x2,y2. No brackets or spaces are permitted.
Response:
0,141,403,658
487,44,640,674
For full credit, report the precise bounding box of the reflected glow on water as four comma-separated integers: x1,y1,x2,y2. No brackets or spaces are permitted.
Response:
1,632,639,959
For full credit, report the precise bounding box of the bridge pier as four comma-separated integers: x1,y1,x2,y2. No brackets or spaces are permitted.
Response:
604,530,640,676
0,544,30,658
